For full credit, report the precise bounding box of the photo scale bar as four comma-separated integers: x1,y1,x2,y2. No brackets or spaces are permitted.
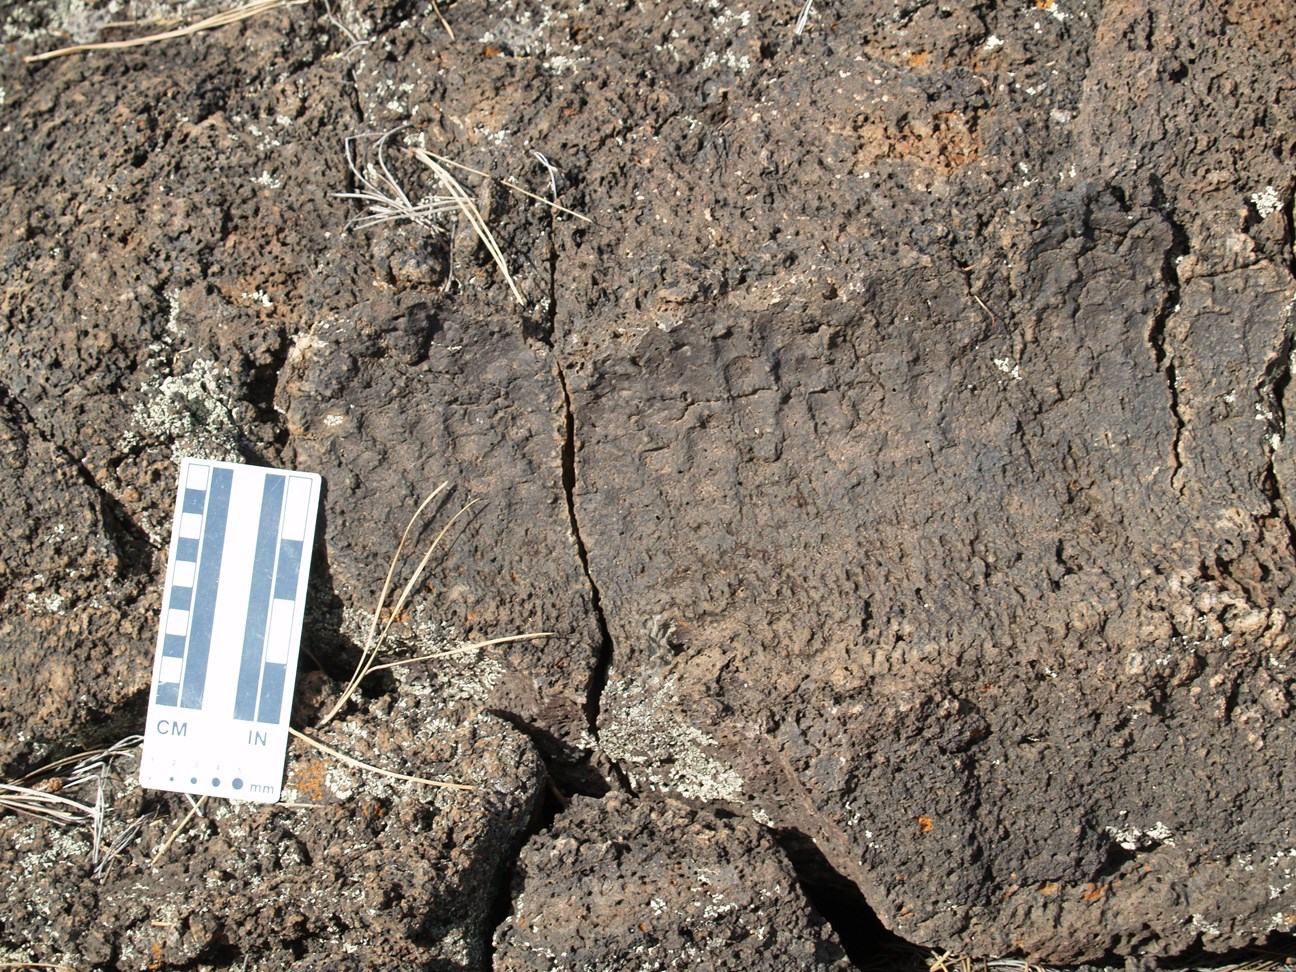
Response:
256,475,315,724
233,473,286,721
156,465,210,706
155,462,215,707
178,465,233,709
140,459,322,805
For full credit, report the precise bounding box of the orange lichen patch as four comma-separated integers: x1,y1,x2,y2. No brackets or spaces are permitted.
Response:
1038,882,1061,896
147,942,165,970
484,46,504,57
916,815,934,834
1082,882,1108,902
848,108,982,174
1035,0,1056,9
289,758,328,803
906,50,930,67
378,605,410,625
359,800,385,819
932,112,980,166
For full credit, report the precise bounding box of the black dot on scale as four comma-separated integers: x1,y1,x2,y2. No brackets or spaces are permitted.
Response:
211,777,220,787
232,779,244,790
190,777,198,785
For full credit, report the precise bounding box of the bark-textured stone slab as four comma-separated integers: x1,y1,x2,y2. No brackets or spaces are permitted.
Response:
533,0,1296,962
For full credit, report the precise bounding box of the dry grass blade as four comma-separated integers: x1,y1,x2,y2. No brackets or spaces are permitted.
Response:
336,133,528,304
288,728,473,791
365,631,554,675
309,485,553,793
357,482,450,684
69,733,143,861
102,14,186,28
422,150,592,224
318,483,476,727
65,734,143,788
15,734,139,784
362,495,482,672
2,735,143,866
24,0,306,62
794,0,814,34
2,736,163,875
318,0,369,49
411,148,527,305
335,132,461,231
429,0,453,40
95,809,157,879
912,949,1296,972
534,151,560,199
0,782,97,828
150,795,207,867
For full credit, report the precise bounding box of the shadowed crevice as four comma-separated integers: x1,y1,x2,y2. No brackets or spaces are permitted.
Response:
770,824,920,971
554,364,626,792
1150,213,1190,493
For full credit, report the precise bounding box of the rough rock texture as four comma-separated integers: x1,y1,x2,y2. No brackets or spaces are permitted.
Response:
1,0,1294,966
0,681,546,969
493,794,851,971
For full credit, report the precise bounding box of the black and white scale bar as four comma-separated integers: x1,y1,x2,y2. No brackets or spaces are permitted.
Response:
140,458,322,803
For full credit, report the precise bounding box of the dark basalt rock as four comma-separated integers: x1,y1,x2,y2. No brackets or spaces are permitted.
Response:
1,0,1293,966
493,794,851,971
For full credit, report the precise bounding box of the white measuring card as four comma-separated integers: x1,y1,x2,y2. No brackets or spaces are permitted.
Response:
140,458,322,803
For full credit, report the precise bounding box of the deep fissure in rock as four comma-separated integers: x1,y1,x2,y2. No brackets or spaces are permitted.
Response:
771,825,917,970
1150,217,1190,490
555,365,618,754
474,780,561,968
536,205,622,782
478,221,632,962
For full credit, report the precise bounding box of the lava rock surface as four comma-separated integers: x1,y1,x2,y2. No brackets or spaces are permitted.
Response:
1,0,1294,967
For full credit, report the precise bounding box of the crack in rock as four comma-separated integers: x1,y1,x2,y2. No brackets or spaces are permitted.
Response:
1150,219,1189,493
